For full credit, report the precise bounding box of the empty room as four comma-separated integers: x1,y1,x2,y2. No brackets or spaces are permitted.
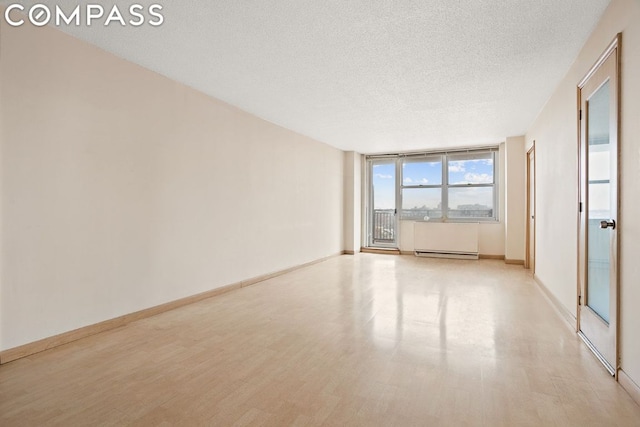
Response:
1,0,640,425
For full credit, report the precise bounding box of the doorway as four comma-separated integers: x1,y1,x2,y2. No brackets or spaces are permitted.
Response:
577,34,620,377
368,158,398,247
526,144,535,272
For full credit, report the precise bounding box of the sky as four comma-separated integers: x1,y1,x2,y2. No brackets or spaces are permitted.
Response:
372,157,495,211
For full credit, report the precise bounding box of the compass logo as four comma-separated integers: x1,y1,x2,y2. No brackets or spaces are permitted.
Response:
3,3,164,27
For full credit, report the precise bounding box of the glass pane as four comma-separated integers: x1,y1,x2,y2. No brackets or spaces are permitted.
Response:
402,158,442,186
587,80,611,323
401,188,442,220
448,152,494,185
448,187,494,218
372,162,395,210
372,161,396,243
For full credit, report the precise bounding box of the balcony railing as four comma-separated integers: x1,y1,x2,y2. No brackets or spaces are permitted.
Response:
373,209,396,242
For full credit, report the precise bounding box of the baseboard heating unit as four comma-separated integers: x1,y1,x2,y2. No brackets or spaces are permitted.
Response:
413,222,479,260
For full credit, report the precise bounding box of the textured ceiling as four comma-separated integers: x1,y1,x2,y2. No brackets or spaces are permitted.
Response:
4,0,611,153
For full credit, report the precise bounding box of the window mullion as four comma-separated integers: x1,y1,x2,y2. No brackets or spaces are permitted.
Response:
448,184,494,188
396,149,497,222
442,154,448,220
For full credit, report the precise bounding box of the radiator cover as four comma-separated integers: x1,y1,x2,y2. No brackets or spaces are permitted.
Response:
413,222,479,259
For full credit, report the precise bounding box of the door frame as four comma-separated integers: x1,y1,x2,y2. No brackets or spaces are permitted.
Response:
366,157,400,248
576,33,621,377
525,143,536,272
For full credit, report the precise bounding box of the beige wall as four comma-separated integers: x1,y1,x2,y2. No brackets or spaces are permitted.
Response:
504,136,526,262
343,151,362,253
526,0,640,389
0,18,344,351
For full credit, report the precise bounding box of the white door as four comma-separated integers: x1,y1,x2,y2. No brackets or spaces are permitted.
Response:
577,36,620,376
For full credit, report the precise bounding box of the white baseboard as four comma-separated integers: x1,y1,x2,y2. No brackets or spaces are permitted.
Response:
618,369,640,407
532,274,577,333
415,250,478,260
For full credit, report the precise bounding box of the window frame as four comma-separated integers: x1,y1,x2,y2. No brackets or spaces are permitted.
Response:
373,147,499,223
400,155,444,220
444,151,498,221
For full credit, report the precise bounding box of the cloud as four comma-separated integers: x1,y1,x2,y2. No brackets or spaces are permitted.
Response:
449,158,493,172
463,173,492,184
404,177,429,184
449,161,466,172
375,173,393,179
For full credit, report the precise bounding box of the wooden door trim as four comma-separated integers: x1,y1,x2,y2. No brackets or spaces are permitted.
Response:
576,33,621,378
578,35,621,88
525,143,536,272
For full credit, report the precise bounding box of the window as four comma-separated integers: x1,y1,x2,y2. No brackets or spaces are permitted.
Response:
396,149,498,221
446,152,496,219
401,156,443,220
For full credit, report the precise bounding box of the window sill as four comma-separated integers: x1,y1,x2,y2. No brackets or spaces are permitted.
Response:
400,218,500,224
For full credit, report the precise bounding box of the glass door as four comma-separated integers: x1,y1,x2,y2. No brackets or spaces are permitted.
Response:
578,36,620,376
587,82,612,323
369,159,398,247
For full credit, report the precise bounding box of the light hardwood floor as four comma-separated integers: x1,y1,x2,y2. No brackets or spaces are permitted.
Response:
1,255,639,426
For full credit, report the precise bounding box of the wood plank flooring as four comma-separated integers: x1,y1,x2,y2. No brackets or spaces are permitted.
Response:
1,254,639,426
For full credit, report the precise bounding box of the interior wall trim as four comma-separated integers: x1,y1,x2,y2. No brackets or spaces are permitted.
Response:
505,259,525,265
533,274,577,333
480,254,506,260
397,252,506,258
360,247,401,255
0,252,344,364
618,369,640,407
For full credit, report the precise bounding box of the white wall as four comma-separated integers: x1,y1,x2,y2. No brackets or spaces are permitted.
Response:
343,151,362,253
526,0,640,389
399,142,507,257
0,18,344,351
399,219,505,257
505,136,526,262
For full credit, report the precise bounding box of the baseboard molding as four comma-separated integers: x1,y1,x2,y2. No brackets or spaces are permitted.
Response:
360,247,401,255
240,253,342,288
618,369,640,407
362,249,499,259
0,281,244,364
0,252,343,365
479,254,505,260
505,259,525,265
401,252,503,259
533,274,577,332
415,251,478,260
343,250,356,255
